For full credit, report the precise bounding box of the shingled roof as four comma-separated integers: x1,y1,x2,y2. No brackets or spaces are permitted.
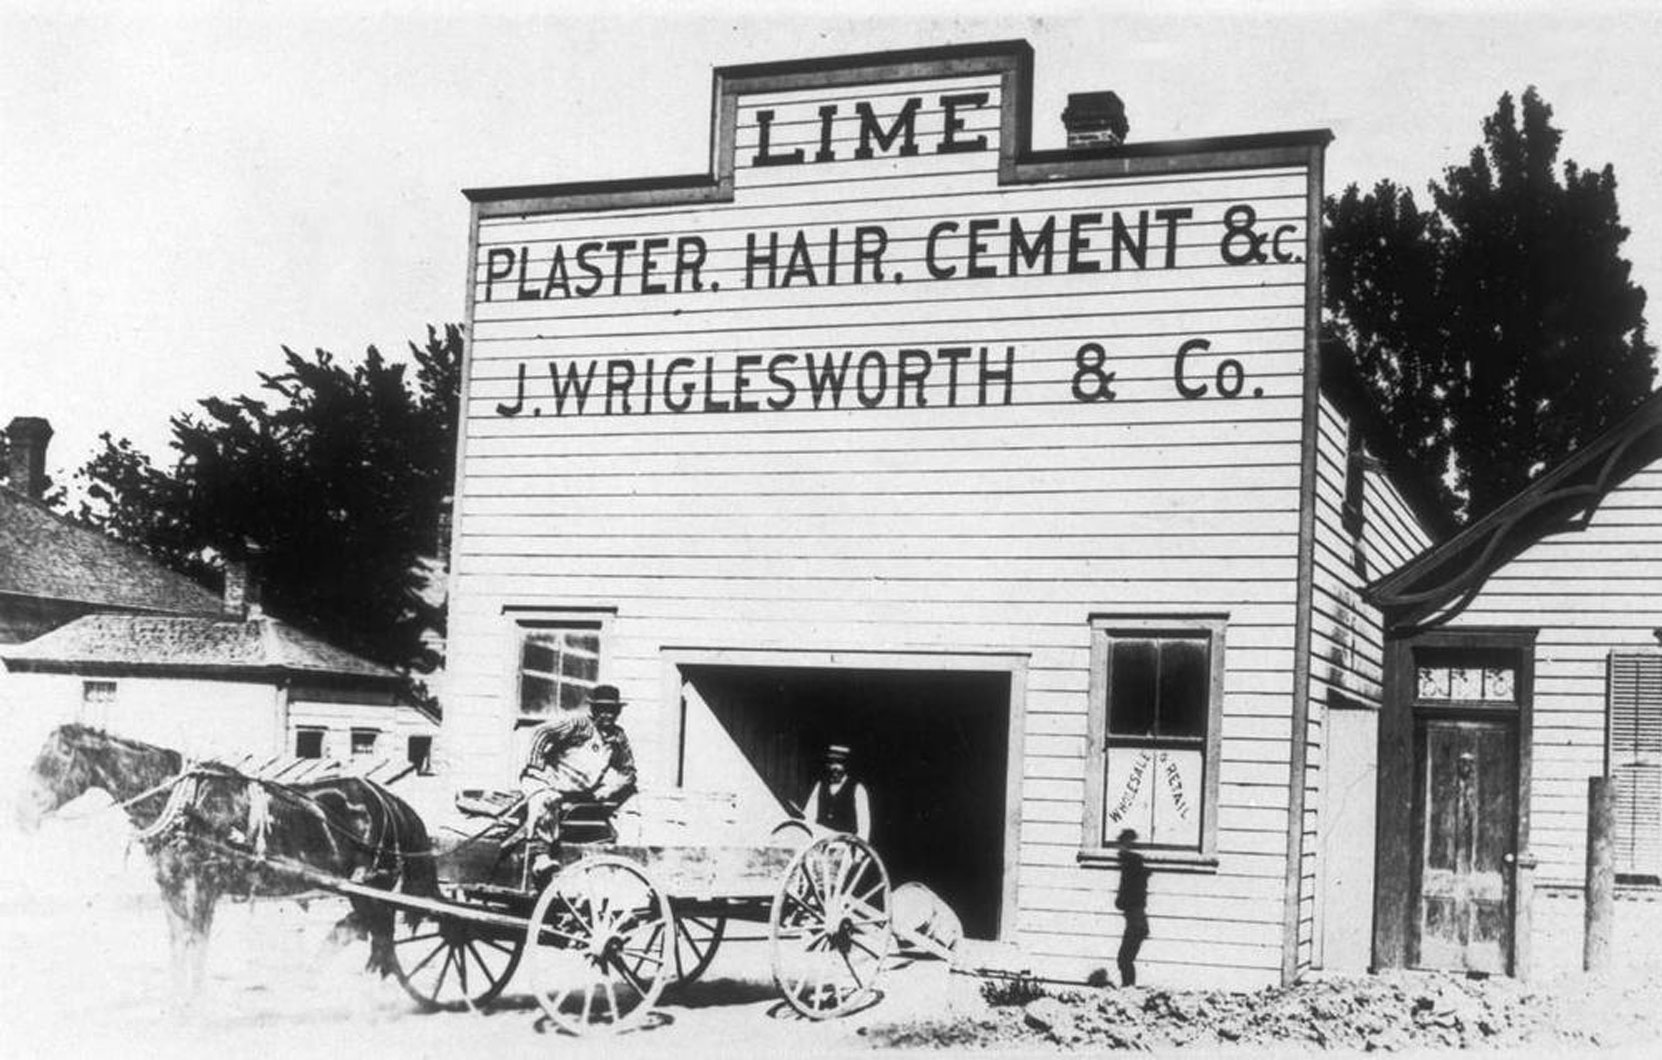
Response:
0,485,221,614
1,612,399,683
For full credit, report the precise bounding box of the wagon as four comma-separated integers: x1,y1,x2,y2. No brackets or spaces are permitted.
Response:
292,789,896,1035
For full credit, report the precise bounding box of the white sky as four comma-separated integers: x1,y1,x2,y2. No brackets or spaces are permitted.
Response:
4,0,1660,481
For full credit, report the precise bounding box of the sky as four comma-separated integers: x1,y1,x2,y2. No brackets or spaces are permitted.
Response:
4,0,1661,483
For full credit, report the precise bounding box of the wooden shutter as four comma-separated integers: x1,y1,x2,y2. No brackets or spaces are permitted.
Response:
1609,653,1662,879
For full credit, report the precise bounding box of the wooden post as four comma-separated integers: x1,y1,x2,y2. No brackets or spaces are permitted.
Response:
1584,776,1617,973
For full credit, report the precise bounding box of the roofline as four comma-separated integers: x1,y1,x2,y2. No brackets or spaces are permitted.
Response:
0,656,402,687
0,483,221,610
0,589,222,619
1366,386,1662,622
463,39,1331,213
1317,339,1460,542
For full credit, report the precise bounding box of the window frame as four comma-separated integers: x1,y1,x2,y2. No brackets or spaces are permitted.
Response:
504,606,615,731
1081,614,1226,870
1606,650,1662,884
80,679,117,727
349,728,379,757
294,727,326,760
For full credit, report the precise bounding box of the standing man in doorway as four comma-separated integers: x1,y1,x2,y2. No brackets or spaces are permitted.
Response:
1115,827,1150,986
802,743,871,841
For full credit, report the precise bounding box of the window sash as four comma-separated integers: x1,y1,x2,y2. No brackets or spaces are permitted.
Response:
1084,616,1225,860
1609,653,1662,878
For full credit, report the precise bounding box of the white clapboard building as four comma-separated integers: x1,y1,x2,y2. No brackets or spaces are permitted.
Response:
1368,391,1662,976
441,41,1447,988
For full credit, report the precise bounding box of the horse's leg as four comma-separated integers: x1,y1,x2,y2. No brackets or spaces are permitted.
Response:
187,877,218,996
155,852,193,1002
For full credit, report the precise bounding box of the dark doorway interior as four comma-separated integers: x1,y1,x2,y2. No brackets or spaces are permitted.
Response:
680,664,1010,939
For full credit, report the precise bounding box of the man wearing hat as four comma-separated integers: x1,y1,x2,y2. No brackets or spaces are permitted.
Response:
520,683,637,871
802,743,870,841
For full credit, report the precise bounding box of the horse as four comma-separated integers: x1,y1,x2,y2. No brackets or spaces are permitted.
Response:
16,723,438,994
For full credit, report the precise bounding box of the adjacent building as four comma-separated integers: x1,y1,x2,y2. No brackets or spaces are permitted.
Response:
1369,389,1662,976
1,415,438,774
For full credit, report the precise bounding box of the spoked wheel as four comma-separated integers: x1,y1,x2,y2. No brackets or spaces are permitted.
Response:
525,855,673,1035
389,909,523,1012
670,912,726,985
770,833,893,1019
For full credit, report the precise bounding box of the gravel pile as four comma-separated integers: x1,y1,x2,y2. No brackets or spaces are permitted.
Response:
865,969,1637,1052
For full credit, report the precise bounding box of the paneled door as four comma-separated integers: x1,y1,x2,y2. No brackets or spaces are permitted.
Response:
1412,717,1517,973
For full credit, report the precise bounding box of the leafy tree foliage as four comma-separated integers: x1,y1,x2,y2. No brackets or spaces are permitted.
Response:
73,325,462,674
1325,87,1655,521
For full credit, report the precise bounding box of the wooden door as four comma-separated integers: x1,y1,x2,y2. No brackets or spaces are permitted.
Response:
1412,717,1517,973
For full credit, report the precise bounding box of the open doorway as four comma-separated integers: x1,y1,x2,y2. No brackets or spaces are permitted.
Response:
677,663,1012,939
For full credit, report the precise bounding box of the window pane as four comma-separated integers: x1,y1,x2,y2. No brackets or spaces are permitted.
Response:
521,673,559,715
295,730,324,759
522,637,558,674
1157,638,1209,738
1417,667,1450,700
1103,745,1156,840
1150,748,1204,847
1449,667,1483,700
1483,668,1516,702
559,682,590,713
561,646,599,681
350,730,377,756
1108,640,1158,734
569,632,600,655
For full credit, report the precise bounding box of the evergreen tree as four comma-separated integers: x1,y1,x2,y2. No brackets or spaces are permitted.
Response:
1325,87,1654,520
73,325,462,674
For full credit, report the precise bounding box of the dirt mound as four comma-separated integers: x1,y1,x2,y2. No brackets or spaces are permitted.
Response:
865,970,1635,1052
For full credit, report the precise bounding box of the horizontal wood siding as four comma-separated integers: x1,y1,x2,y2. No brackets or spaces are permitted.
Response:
450,60,1320,985
1436,460,1662,885
1305,396,1437,970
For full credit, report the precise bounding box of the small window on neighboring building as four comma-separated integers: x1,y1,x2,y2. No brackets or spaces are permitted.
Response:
407,735,433,775
1084,617,1226,859
80,680,117,727
1609,653,1662,884
295,728,325,759
350,728,379,757
516,621,603,721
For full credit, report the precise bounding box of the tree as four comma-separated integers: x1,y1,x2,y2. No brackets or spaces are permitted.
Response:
1325,87,1655,521
74,325,463,675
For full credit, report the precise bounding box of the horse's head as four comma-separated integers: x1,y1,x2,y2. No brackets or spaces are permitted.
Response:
16,724,181,831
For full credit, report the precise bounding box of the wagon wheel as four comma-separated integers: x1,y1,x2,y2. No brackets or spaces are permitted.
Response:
389,908,523,1012
671,912,726,985
769,833,893,1019
525,854,673,1035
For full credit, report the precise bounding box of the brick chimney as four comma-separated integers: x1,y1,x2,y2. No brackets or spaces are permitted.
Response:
222,542,265,620
5,417,53,499
1062,92,1129,149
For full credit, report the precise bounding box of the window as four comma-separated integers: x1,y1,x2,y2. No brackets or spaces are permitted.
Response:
350,728,379,757
1083,617,1225,862
1608,653,1662,884
294,728,325,759
1414,647,1518,706
80,680,116,727
515,620,603,721
407,735,434,775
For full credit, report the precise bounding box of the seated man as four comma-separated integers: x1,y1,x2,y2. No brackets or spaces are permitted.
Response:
519,684,637,874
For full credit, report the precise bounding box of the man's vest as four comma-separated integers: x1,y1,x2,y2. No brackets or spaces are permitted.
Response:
814,779,859,834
